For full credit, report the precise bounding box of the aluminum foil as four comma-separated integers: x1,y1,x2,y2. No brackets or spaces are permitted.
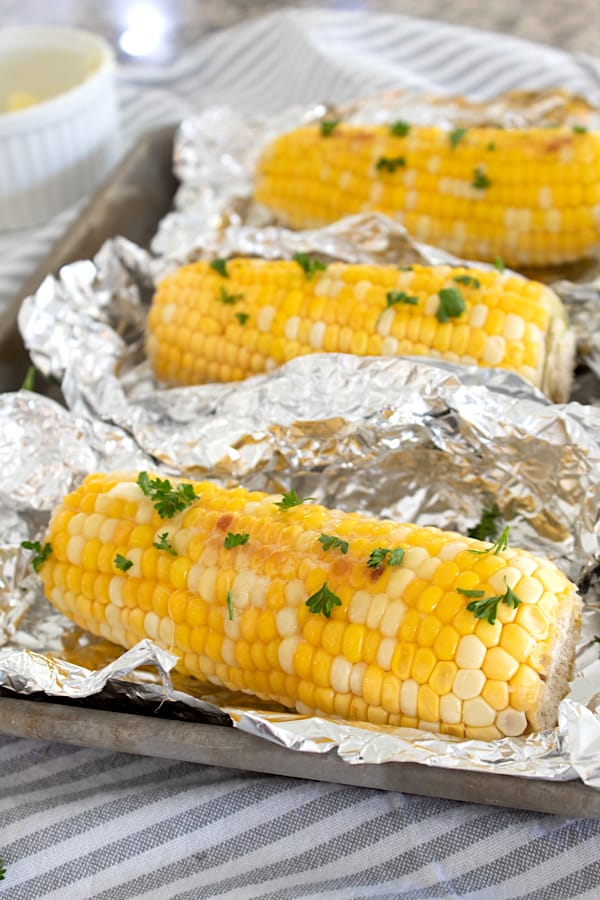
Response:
8,90,600,788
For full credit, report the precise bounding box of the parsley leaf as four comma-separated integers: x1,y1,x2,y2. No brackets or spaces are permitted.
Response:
487,141,496,152
465,578,522,625
234,312,249,325
367,546,404,569
306,581,342,618
153,532,177,556
457,587,485,598
293,252,328,279
274,490,315,510
493,256,505,273
472,166,491,189
468,525,510,556
114,553,133,572
136,472,198,520
594,635,600,645
218,285,243,305
390,120,411,137
375,156,406,173
227,589,234,621
467,503,501,541
224,532,250,549
318,533,349,554
436,287,466,323
210,258,229,277
20,540,52,572
449,127,468,148
0,856,5,880
386,290,418,307
320,119,340,137
572,124,588,134
22,365,36,391
453,274,481,289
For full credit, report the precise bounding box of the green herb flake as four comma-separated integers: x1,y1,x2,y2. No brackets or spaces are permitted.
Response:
457,587,485,598
386,290,418,308
227,589,234,621
466,578,522,625
453,274,481,289
436,287,466,323
218,285,243,305
388,547,405,566
210,258,229,277
367,546,404,569
318,533,349,554
390,120,411,137
468,525,510,557
136,472,198,520
234,312,249,325
467,503,501,541
472,166,491,189
594,635,600,645
449,127,468,149
493,256,506,273
293,252,328,279
20,540,52,573
306,581,342,618
320,119,340,137
572,124,588,134
153,532,177,556
22,365,36,391
0,856,5,880
375,156,406,173
274,489,316,510
114,553,133,572
398,265,414,271
224,531,250,549
486,141,496,152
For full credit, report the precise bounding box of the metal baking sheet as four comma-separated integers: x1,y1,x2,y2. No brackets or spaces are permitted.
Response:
1,127,598,817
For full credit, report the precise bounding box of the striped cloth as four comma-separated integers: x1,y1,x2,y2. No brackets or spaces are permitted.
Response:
2,9,600,897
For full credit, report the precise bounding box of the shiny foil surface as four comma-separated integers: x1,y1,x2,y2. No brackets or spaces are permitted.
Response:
9,91,600,787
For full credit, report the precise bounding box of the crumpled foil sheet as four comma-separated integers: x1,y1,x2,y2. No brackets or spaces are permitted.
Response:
9,90,600,787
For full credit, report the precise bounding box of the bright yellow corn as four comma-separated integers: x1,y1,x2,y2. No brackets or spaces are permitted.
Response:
254,122,600,267
146,257,573,401
38,472,580,740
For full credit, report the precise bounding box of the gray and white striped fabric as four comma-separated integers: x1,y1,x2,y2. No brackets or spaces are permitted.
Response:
2,9,600,897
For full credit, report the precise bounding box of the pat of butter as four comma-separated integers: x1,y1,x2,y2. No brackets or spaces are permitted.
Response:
5,91,40,112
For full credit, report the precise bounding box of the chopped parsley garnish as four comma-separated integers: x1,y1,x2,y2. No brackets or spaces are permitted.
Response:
218,286,243,305
153,532,177,555
22,365,36,391
375,156,406,173
318,534,349,554
436,287,466,323
453,274,481,289
136,472,197,519
398,265,413,271
390,120,411,137
306,581,342,618
449,127,468,149
210,258,229,277
224,532,250,549
467,503,501,541
114,553,133,572
468,525,510,556
472,166,491,189
572,124,588,134
293,252,328,279
320,119,340,137
386,290,418,307
20,540,52,572
493,256,505,273
367,546,405,569
227,589,234,621
234,312,249,325
274,489,315,510
457,588,485,599
594,635,600,645
465,578,522,625
0,857,5,880
487,141,496,152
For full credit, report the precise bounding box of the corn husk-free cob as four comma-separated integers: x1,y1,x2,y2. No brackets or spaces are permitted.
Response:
37,472,581,741
147,257,574,401
254,120,600,268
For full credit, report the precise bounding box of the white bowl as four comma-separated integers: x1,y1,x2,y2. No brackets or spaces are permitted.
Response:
0,26,119,231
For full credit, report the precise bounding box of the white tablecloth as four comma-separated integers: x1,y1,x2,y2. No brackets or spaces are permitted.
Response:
1,9,600,897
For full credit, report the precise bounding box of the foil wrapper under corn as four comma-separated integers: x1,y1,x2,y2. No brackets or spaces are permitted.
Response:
8,92,600,787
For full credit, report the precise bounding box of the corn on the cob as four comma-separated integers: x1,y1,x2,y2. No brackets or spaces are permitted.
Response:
253,122,600,267
147,257,573,401
37,472,580,740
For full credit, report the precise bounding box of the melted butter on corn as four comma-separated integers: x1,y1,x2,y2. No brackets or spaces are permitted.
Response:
39,473,580,741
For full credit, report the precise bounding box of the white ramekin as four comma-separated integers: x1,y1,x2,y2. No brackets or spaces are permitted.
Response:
0,26,119,231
